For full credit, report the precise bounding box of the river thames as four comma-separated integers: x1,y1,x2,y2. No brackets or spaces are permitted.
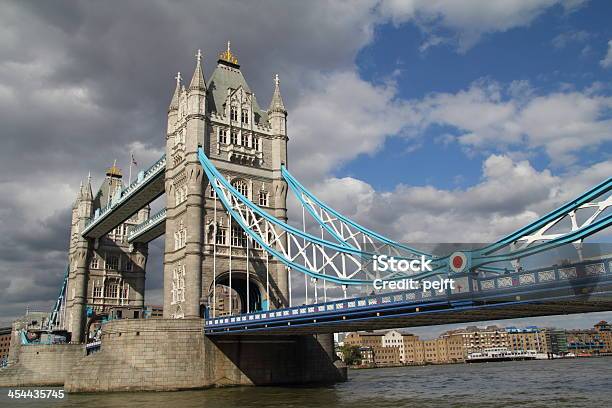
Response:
1,358,610,407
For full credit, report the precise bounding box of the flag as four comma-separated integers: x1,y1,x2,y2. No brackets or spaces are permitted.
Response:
131,153,138,167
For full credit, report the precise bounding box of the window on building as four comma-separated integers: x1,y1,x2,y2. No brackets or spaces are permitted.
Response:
231,225,247,247
93,286,102,298
175,185,187,206
232,179,248,198
241,109,249,124
104,282,118,298
253,136,259,151
230,106,238,121
90,255,99,269
230,131,238,145
259,191,268,207
172,264,185,305
218,128,227,144
174,223,187,250
125,258,133,272
216,226,226,245
209,186,216,198
106,255,119,271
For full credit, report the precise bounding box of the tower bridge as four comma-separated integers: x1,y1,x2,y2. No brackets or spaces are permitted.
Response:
2,43,611,392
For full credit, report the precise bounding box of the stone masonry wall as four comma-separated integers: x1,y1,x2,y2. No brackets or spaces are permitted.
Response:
65,318,346,392
0,343,84,387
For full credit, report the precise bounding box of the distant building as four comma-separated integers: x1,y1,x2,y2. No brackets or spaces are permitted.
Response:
443,325,509,353
506,326,549,353
0,326,11,362
346,330,463,366
358,347,374,365
344,332,402,366
566,320,612,355
211,285,242,316
372,345,401,366
144,305,164,318
542,328,568,355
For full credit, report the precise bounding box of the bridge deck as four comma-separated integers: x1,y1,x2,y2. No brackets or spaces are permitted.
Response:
205,265,612,336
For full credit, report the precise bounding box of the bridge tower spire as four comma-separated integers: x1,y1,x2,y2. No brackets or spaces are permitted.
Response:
66,174,94,343
163,50,207,319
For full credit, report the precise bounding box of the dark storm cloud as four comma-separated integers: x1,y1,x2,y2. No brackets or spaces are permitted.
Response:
0,0,379,322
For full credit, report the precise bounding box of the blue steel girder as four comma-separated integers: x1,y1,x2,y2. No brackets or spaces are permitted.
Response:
199,148,611,285
81,155,166,239
282,165,430,259
198,148,445,285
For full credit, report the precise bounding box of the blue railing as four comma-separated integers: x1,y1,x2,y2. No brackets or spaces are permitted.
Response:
128,208,167,242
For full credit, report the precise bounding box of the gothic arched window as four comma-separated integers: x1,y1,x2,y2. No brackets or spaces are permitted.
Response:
232,179,249,198
230,106,238,121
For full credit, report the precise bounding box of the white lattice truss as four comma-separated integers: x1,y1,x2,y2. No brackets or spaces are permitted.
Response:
512,194,611,252
211,178,426,285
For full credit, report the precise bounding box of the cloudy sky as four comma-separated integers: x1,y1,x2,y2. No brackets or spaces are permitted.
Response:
0,0,611,336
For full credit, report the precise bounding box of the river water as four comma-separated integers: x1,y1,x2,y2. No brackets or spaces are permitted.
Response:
1,358,610,407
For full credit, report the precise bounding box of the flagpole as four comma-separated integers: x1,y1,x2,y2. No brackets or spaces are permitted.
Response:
128,152,133,186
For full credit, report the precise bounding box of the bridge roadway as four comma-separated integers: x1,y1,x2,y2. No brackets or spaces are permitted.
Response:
81,155,166,239
204,256,612,335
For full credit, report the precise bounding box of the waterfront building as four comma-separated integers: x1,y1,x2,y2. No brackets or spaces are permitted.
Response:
372,345,402,366
0,326,10,362
442,325,509,353
542,328,568,355
594,320,612,353
358,347,374,365
382,330,405,361
506,326,549,353
565,320,612,355
345,332,402,366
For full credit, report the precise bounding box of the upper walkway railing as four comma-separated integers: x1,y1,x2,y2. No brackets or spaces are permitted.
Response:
127,208,167,243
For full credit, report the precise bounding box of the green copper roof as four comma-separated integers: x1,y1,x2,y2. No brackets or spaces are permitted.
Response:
207,60,268,124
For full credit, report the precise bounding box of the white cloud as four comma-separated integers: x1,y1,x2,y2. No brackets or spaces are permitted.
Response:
290,71,419,182
378,0,588,51
551,30,591,49
601,40,612,68
415,80,612,165
309,155,611,244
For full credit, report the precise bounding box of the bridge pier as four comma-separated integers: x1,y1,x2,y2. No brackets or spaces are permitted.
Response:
63,319,345,392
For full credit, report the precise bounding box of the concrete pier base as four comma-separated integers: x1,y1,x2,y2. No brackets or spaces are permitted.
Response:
59,318,346,392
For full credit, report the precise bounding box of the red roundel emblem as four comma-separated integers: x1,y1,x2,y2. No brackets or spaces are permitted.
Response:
449,251,468,273
452,255,464,269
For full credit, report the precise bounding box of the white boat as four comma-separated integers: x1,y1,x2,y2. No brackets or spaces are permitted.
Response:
466,347,539,363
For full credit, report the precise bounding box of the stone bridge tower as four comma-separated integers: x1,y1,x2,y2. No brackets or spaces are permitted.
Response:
65,168,150,343
164,44,289,319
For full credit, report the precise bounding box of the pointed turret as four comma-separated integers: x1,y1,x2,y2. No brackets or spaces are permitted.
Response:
77,179,84,200
268,74,286,114
79,171,93,201
168,72,182,112
189,49,206,90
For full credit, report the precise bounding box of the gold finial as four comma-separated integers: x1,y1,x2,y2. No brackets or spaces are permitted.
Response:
219,41,238,64
106,159,122,178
